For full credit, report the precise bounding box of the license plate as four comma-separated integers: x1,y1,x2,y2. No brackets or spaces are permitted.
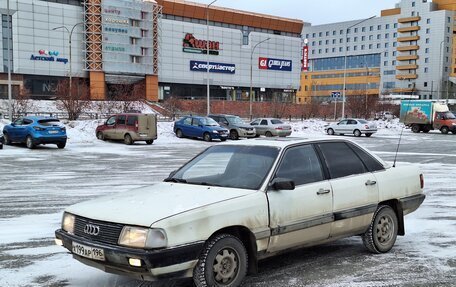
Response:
72,242,105,261
49,130,58,134
139,134,148,137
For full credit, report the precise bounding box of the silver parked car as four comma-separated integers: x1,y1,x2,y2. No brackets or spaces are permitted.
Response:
325,119,377,137
250,118,292,137
209,114,256,140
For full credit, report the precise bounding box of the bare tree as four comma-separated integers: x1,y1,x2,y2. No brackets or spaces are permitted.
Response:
55,78,91,120
108,81,145,113
11,87,34,118
161,96,181,119
346,95,367,118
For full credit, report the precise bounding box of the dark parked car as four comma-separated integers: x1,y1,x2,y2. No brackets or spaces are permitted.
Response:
3,116,67,149
0,130,4,149
174,116,228,142
209,114,256,140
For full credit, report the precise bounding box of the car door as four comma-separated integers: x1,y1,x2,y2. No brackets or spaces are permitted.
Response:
104,116,117,139
267,144,333,252
8,118,23,141
191,118,204,138
334,120,348,134
179,117,193,137
316,141,379,238
255,119,269,135
347,119,358,134
115,115,127,139
250,119,261,135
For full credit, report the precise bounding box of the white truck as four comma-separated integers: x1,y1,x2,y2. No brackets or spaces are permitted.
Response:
55,138,425,286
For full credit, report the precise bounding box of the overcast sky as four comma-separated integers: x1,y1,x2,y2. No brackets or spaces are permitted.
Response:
190,0,401,25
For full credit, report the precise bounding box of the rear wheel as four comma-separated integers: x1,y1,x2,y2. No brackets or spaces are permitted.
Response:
365,133,372,137
230,130,239,140
193,234,248,287
362,205,398,254
124,134,133,145
26,136,35,149
411,124,421,133
176,129,183,138
203,132,212,142
265,131,273,137
146,140,154,145
354,129,362,137
441,126,449,134
0,143,3,149
327,128,335,135
57,142,66,149
96,131,105,141
3,133,11,145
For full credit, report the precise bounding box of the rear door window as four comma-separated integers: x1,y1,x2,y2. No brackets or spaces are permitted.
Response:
183,117,192,125
260,120,268,125
317,142,367,179
127,116,138,126
117,115,126,125
38,119,61,126
347,143,384,172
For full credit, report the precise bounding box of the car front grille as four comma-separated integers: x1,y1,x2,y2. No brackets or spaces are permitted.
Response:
74,216,124,245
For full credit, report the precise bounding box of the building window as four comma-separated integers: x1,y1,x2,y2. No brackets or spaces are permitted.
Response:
369,44,373,49
319,32,323,37
325,40,329,44
332,39,336,44
385,33,389,39
426,38,430,44
394,23,397,28
131,20,139,27
384,52,389,57
319,49,322,54
393,42,397,47
424,67,428,73
312,41,316,46
412,1,415,7
377,34,381,40
340,29,344,35
354,36,358,42
326,31,329,36
141,29,148,37
369,35,373,40
325,48,329,53
312,50,315,54
362,27,366,32
392,60,396,66
339,47,343,52
385,43,389,48
306,33,309,39
370,26,373,31
354,46,357,50
354,28,358,33
332,31,336,35
361,45,365,50
362,36,366,41
319,40,322,45
424,82,428,87
412,11,415,16
377,43,381,48
346,47,350,51
131,37,138,45
426,28,430,34
332,47,336,52
425,48,429,53
340,38,343,43
378,25,381,30
448,17,451,23
141,47,147,56
131,56,139,63
393,51,396,56
427,18,430,24
346,38,350,43
384,61,388,66
313,33,316,37
425,57,429,63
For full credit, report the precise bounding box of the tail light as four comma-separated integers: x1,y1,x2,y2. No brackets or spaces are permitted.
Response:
276,127,283,130
135,121,138,129
33,126,45,131
420,174,424,189
364,125,369,129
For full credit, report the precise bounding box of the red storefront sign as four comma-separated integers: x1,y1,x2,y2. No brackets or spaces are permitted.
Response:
302,45,309,71
183,33,220,55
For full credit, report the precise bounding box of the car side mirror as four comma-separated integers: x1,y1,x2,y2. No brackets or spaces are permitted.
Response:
11,123,16,127
269,178,295,191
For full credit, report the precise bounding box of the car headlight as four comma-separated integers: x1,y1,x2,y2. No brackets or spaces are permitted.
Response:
118,226,167,249
212,130,219,134
62,212,75,234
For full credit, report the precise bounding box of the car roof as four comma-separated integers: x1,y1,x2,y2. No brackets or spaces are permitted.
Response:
218,137,354,148
23,116,59,121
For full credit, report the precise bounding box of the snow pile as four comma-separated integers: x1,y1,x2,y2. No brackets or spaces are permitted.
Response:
65,120,104,143
289,119,329,136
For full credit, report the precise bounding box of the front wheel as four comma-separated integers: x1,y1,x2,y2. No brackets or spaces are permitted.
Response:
441,126,449,134
124,134,133,145
26,136,35,149
327,128,335,135
193,234,248,287
203,132,212,142
230,130,239,140
3,133,11,145
96,131,105,141
362,205,398,254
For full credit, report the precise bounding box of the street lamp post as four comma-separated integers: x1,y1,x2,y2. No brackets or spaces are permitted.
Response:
249,38,270,119
6,0,12,120
206,0,218,116
341,16,375,119
53,23,83,98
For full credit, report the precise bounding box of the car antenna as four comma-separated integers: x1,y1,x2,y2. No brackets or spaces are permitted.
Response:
393,86,415,168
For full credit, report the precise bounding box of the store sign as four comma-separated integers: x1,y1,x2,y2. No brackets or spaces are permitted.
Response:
104,18,129,24
104,27,128,33
302,46,309,71
105,45,125,52
190,61,235,74
258,57,292,72
104,8,121,15
30,50,68,64
183,33,220,55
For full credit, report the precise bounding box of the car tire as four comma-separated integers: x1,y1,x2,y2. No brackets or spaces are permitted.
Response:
230,130,239,140
452,130,456,134
57,142,66,149
176,129,183,138
193,234,248,287
365,133,372,137
26,136,35,149
265,131,273,137
441,126,449,134
96,131,105,141
4,133,11,145
362,205,398,254
220,138,227,142
0,144,3,150
124,134,133,145
146,140,154,145
327,128,335,135
354,129,362,137
411,124,421,133
203,132,212,142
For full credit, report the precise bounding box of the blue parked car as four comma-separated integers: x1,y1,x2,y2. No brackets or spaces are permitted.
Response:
174,116,229,142
3,116,67,149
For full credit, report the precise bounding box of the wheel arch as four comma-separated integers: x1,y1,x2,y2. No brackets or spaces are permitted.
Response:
209,225,258,275
378,199,405,236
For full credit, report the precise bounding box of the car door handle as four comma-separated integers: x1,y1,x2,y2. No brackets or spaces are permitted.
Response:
317,188,331,195
365,180,377,186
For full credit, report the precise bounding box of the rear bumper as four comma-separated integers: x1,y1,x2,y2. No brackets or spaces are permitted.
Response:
360,129,377,134
55,229,204,281
33,135,67,145
400,194,425,215
275,130,292,137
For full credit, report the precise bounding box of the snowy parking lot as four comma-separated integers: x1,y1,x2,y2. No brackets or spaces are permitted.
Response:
0,120,455,287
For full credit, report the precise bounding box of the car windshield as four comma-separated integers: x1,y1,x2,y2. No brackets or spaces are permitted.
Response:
444,112,456,119
358,119,368,124
226,116,245,125
271,119,284,124
169,145,280,190
38,119,63,126
200,117,219,126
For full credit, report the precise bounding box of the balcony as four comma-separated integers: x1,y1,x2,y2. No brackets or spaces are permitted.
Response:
397,26,420,33
396,64,419,70
396,55,419,61
396,74,418,80
397,45,419,51
397,35,420,42
398,16,421,23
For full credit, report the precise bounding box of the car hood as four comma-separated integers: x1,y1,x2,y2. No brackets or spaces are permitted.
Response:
66,182,257,227
235,124,254,129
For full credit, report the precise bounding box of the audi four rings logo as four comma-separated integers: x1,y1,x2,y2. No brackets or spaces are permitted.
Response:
84,224,100,236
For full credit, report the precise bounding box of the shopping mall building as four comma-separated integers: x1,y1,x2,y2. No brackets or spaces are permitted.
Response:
298,0,456,103
0,0,304,103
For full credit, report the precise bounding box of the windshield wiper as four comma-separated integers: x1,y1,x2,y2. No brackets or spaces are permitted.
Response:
164,178,187,183
186,181,222,187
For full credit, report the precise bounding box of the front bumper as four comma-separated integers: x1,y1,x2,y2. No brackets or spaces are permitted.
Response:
238,129,256,138
55,229,204,281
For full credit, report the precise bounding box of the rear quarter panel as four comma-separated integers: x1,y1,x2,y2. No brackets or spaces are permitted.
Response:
374,165,422,203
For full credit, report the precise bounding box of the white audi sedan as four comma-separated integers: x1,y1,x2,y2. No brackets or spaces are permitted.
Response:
325,118,377,137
